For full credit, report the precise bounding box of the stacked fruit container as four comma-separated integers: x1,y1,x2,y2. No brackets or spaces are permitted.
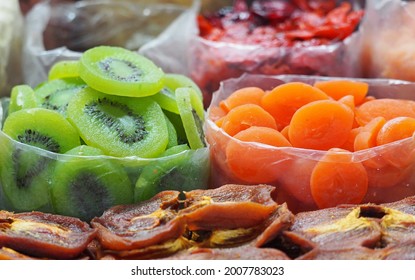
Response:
0,45,210,221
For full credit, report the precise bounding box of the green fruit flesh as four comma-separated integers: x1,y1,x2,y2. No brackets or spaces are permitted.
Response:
0,143,52,211
152,74,205,118
79,46,164,97
0,108,81,211
48,60,80,80
152,87,179,114
0,46,207,215
135,144,191,201
163,110,187,145
34,77,87,116
8,85,37,115
67,87,169,158
3,108,81,153
165,115,178,149
164,73,203,101
175,88,206,150
50,145,133,221
135,144,208,202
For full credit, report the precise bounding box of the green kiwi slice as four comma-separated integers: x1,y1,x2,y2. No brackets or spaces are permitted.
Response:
0,142,53,211
67,87,169,158
79,46,164,97
8,85,37,115
165,115,178,149
152,87,178,114
34,77,87,116
135,144,206,202
48,60,80,80
3,108,81,153
164,73,203,101
163,110,187,145
50,145,134,221
1,108,81,211
152,74,204,116
175,87,206,150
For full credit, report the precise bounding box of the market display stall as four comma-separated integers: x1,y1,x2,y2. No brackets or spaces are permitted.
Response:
1,0,415,260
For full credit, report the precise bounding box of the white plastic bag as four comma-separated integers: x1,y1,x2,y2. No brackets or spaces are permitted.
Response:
360,0,415,81
22,0,188,88
139,0,365,107
0,0,24,97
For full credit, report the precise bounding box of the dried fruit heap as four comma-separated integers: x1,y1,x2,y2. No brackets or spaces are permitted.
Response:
192,0,365,107
1,184,415,260
206,79,415,212
199,0,364,47
0,45,208,219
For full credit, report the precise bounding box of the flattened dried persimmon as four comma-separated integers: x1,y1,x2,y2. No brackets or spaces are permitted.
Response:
252,203,295,248
377,207,415,246
298,247,383,260
0,247,40,260
200,203,294,249
106,236,192,260
0,210,96,259
289,206,383,251
91,190,185,251
164,245,290,260
180,184,278,231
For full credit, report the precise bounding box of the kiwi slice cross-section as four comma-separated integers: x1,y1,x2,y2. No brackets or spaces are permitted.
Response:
79,46,164,97
48,60,80,81
50,145,134,221
175,87,206,150
67,87,169,158
0,142,53,211
3,108,81,153
34,77,87,116
1,108,81,211
8,85,37,115
135,144,209,202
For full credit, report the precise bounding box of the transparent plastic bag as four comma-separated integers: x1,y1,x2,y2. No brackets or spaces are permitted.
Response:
205,74,415,213
360,0,415,81
0,0,24,97
139,0,365,107
0,98,210,220
22,0,188,87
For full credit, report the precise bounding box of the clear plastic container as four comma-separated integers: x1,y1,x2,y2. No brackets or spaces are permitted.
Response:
0,98,210,221
206,74,415,213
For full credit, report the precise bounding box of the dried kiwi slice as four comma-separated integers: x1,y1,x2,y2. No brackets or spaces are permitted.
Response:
152,87,178,114
79,46,164,97
67,87,169,158
1,108,81,211
0,141,53,211
175,87,206,150
152,73,204,116
135,144,207,202
50,145,134,221
165,115,178,149
48,60,80,80
3,108,81,153
8,85,37,115
34,77,87,116
164,109,187,145
164,73,203,101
